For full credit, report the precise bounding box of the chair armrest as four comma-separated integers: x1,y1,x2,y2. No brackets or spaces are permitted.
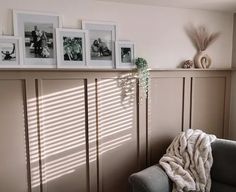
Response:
129,165,172,192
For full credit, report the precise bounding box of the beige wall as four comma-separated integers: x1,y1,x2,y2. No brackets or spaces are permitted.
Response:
148,70,231,164
0,70,231,192
230,14,236,139
230,71,236,139
0,0,233,68
231,14,236,68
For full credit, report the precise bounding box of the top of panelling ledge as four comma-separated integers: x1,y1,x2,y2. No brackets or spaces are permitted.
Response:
0,68,233,72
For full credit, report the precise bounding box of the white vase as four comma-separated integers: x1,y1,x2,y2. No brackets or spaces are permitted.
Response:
194,51,212,69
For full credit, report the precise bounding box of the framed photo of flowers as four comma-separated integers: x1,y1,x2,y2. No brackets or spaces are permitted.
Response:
115,41,135,69
13,10,62,68
0,36,23,68
56,28,89,68
82,20,117,68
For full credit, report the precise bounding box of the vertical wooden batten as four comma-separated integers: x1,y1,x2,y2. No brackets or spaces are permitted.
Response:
87,77,99,192
22,79,32,192
223,74,231,139
134,78,147,169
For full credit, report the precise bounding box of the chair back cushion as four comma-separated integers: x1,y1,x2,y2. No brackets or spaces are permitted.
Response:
211,139,236,190
211,181,236,192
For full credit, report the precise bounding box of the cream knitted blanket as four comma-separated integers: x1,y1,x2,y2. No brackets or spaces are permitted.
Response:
159,129,216,192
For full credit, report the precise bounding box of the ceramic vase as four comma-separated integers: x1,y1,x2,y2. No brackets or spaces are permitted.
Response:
194,51,212,69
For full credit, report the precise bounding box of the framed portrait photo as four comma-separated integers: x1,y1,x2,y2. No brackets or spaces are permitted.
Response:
56,28,89,68
115,41,135,69
0,36,23,68
82,20,117,68
13,10,62,68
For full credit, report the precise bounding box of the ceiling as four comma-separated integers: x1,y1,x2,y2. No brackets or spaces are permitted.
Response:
97,0,236,12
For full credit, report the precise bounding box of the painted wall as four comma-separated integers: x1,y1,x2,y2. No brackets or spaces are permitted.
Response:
230,13,236,140
231,14,236,68
0,0,233,68
230,14,236,140
230,71,236,140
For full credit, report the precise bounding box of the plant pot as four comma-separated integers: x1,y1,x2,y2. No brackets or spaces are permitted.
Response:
194,51,212,69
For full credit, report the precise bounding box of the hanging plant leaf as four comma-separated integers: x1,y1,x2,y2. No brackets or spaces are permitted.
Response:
135,57,149,96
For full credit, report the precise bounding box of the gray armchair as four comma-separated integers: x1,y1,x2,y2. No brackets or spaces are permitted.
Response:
129,139,236,192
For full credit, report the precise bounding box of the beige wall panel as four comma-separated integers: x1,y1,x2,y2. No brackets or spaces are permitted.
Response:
87,79,98,192
97,78,139,192
0,70,231,192
0,80,28,192
230,72,236,140
149,77,184,164
191,77,226,137
38,79,88,192
26,78,41,192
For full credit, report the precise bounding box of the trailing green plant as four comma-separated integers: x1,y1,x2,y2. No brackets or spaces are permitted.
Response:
135,57,149,96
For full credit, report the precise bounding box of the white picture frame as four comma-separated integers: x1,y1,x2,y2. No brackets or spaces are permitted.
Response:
56,28,89,68
115,41,135,69
82,20,117,69
0,36,23,68
13,10,62,68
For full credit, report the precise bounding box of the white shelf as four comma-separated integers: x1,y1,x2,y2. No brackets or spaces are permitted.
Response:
149,68,233,71
0,67,232,72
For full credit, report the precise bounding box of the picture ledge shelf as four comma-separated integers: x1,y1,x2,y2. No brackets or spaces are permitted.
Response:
0,67,232,72
150,68,233,71
0,68,137,72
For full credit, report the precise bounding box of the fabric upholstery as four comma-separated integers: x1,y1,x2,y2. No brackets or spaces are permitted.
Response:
211,139,236,188
129,138,236,192
211,181,236,192
129,165,172,192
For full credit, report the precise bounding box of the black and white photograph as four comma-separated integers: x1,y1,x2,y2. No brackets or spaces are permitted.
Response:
56,28,88,68
13,10,62,68
0,36,23,67
115,41,135,69
63,36,83,61
1,43,16,62
90,30,112,61
82,21,117,68
24,23,54,59
121,47,132,63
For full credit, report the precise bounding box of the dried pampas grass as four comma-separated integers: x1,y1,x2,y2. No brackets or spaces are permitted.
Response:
185,25,220,51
